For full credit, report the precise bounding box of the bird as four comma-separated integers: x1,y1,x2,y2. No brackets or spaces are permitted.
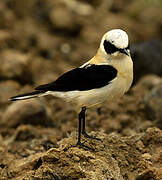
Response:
10,29,133,148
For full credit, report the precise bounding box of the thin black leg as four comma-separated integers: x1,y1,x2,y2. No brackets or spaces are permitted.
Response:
64,107,99,151
77,108,83,145
76,107,94,150
64,107,88,151
82,107,101,141
81,107,88,136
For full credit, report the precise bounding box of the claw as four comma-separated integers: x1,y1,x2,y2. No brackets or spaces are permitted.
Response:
82,131,101,141
63,141,94,152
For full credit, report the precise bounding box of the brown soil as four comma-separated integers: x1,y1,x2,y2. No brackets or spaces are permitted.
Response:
0,0,162,179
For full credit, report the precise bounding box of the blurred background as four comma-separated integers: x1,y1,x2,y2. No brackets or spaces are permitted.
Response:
0,0,162,176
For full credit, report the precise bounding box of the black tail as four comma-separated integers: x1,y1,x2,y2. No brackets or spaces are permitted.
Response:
9,90,45,101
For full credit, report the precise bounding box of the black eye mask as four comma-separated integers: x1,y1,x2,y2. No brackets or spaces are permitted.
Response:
103,40,129,55
103,40,118,54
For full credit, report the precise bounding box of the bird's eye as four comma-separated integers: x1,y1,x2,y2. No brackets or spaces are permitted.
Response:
103,40,118,54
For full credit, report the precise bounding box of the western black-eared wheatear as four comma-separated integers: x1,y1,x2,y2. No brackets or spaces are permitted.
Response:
10,29,133,147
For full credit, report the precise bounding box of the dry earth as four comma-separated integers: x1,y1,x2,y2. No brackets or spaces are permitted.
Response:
0,0,162,179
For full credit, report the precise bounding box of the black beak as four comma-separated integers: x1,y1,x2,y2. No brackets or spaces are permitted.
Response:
119,48,129,56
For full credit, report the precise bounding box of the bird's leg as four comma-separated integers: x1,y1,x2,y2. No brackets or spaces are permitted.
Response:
81,107,101,140
81,107,89,137
77,108,83,145
76,107,95,150
64,107,99,151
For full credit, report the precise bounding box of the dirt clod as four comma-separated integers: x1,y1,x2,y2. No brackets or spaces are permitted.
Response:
0,0,162,179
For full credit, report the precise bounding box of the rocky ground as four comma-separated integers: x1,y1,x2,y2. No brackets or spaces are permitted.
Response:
0,0,162,179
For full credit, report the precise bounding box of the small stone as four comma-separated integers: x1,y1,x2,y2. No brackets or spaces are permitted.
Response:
0,80,21,105
141,153,151,160
0,49,31,83
144,83,162,129
131,40,162,83
2,99,50,127
73,156,80,162
50,5,76,30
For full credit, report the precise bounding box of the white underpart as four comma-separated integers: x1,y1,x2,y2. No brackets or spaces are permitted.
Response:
44,75,130,109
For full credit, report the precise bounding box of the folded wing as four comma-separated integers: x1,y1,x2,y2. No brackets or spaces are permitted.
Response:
35,64,117,92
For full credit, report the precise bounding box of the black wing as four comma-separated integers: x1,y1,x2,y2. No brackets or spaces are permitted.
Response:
35,64,117,92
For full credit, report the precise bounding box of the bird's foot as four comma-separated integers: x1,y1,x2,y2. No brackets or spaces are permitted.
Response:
63,141,94,152
76,141,95,151
82,131,101,141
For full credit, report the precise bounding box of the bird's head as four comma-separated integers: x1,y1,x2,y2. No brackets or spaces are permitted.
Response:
100,29,130,58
